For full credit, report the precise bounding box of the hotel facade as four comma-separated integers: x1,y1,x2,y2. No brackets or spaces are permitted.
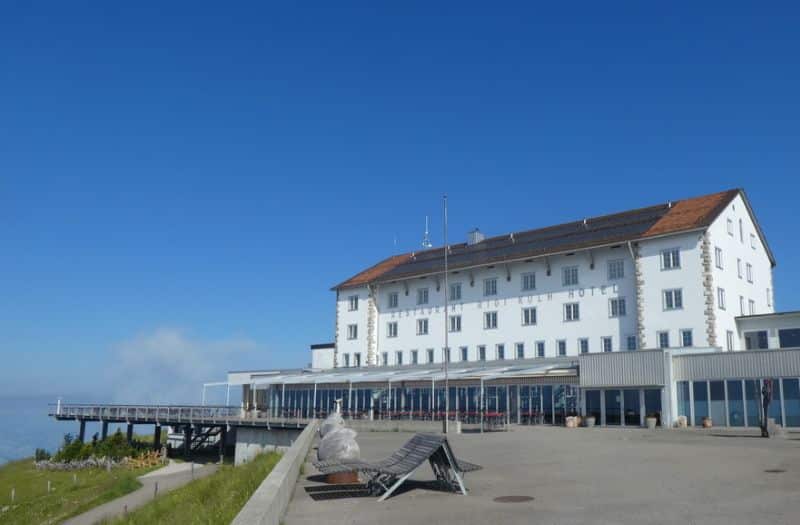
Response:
227,189,800,429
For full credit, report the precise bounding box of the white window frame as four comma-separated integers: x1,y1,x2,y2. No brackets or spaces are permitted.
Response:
347,324,358,340
484,311,498,329
522,306,537,326
607,259,625,281
449,282,462,301
354,353,361,367
657,331,670,349
416,287,429,305
388,292,399,309
536,341,545,358
680,329,693,348
714,246,723,269
726,330,735,351
739,295,745,316
601,336,613,353
395,351,403,365
746,263,753,283
416,318,429,335
448,314,462,333
381,352,389,366
562,266,579,286
727,218,734,236
348,295,359,311
515,342,525,359
410,350,417,365
750,233,756,249
564,302,580,322
478,345,486,361
717,287,726,310
748,299,756,315
557,339,567,356
737,258,742,279
387,321,398,338
663,288,683,311
579,338,589,354
767,288,772,307
443,347,451,363
460,346,468,362
521,272,536,291
609,297,626,318
343,353,350,367
661,248,681,270
483,278,497,297
626,335,637,351
496,343,505,360
426,348,435,363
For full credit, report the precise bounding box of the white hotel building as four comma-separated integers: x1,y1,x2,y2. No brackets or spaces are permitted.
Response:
228,189,800,429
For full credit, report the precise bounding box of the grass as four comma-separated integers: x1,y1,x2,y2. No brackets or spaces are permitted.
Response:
107,452,282,525
0,458,153,524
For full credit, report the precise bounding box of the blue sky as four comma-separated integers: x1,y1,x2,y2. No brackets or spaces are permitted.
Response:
1,2,799,402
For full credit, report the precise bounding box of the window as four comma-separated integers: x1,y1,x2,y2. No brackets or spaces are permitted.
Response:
381,352,388,366
348,295,359,311
727,218,734,236
521,272,536,291
579,338,589,354
460,346,468,361
661,248,681,270
739,295,745,315
609,297,626,317
536,341,545,357
416,318,429,335
478,345,486,361
496,344,505,360
515,342,524,359
426,348,434,363
726,330,734,351
522,307,537,326
410,350,418,365
416,287,429,305
714,247,723,269
658,331,670,349
717,287,726,310
680,329,693,347
663,289,683,310
449,282,462,301
746,263,753,283
484,311,498,329
767,288,772,307
750,233,756,249
557,340,567,356
745,331,769,350
443,347,451,362
608,259,624,280
739,219,744,243
626,335,637,351
347,324,358,340
564,302,580,321
354,353,361,367
483,278,497,296
748,299,756,315
388,292,398,308
602,336,613,353
387,321,398,338
449,315,462,333
396,351,403,365
562,266,579,286
779,329,800,349
343,354,350,367
737,258,742,279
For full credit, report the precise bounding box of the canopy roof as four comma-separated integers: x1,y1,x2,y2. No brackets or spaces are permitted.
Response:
249,359,578,388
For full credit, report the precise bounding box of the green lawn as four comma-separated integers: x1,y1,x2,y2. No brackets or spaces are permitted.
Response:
107,452,282,525
0,458,150,524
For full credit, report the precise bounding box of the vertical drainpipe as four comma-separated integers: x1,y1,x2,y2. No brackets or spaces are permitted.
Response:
313,383,317,419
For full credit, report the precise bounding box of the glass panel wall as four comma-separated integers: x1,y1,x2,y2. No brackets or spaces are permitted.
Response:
542,386,553,424
692,382,708,426
623,390,640,426
783,379,800,427
585,390,601,422
768,379,782,425
677,381,690,422
644,389,661,426
605,390,621,425
709,381,726,426
745,380,760,427
726,381,744,427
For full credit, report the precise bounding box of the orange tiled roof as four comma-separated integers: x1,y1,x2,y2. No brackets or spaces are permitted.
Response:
643,189,738,238
333,253,412,290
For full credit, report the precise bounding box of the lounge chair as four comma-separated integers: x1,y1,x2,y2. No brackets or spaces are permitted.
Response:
313,433,481,501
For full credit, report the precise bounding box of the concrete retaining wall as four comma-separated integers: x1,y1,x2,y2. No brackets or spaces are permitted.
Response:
234,426,303,466
232,420,319,525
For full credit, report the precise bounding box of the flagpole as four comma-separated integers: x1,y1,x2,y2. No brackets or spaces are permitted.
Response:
443,194,449,434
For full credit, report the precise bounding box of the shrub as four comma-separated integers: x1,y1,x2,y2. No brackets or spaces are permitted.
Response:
35,448,51,461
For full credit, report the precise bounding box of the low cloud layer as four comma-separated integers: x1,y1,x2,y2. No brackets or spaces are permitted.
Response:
105,328,265,404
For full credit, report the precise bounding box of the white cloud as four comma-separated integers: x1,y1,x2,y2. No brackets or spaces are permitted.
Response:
105,328,265,405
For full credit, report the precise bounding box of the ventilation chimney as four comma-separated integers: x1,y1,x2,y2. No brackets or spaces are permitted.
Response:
467,228,485,245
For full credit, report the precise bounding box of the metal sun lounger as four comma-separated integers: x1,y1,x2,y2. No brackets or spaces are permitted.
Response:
313,433,481,501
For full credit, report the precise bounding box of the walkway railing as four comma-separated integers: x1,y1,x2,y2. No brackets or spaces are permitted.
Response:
50,403,241,422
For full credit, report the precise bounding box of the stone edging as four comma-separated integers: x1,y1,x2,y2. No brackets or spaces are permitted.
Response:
232,419,319,525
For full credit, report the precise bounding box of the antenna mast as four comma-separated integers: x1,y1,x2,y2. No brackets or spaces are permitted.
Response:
422,216,433,248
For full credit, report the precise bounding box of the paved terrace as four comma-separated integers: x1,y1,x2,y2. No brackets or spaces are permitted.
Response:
287,427,800,525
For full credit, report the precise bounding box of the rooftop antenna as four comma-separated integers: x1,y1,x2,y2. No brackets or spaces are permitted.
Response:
421,216,433,249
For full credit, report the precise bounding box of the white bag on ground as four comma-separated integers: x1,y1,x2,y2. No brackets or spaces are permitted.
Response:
317,427,360,462
320,412,344,438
